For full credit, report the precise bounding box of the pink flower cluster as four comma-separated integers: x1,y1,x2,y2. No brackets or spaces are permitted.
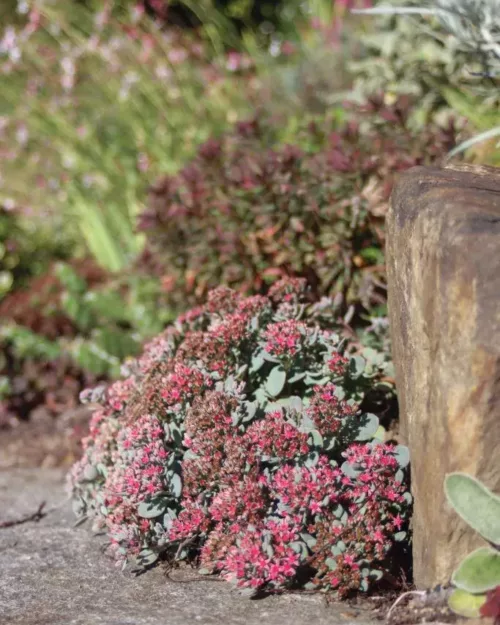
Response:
168,393,408,594
160,363,209,407
69,279,410,596
219,520,301,588
245,411,309,460
264,320,307,358
328,353,349,377
105,413,169,548
307,383,358,436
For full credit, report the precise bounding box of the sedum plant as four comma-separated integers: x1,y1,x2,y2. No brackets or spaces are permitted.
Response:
69,279,411,597
445,473,500,621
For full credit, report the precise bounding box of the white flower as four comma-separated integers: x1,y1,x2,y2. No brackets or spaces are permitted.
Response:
15,124,28,146
0,27,16,53
17,1,29,14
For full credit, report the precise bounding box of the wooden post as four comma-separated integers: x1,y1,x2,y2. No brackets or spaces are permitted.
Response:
386,163,500,588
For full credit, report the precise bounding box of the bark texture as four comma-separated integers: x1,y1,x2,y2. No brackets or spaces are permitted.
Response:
387,163,500,588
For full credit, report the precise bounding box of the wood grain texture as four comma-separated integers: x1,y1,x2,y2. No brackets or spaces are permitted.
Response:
387,164,500,588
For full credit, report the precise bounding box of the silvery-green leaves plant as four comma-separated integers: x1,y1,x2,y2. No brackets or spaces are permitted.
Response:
69,279,411,597
445,473,500,620
356,0,500,72
354,0,500,157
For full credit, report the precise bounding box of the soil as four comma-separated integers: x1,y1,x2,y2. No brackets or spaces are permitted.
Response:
0,406,90,469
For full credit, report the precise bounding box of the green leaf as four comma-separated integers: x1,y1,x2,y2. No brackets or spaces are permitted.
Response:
448,588,486,618
242,400,258,422
84,290,129,323
262,350,281,364
394,445,410,468
250,353,265,373
137,548,159,567
305,451,319,468
452,547,500,593
304,375,330,386
441,88,500,131
361,347,384,367
288,395,303,412
198,568,212,576
94,328,140,360
333,386,346,400
55,262,87,293
72,342,112,376
288,372,306,384
352,6,436,15
355,413,379,441
299,532,317,549
331,541,346,556
290,541,309,558
444,473,500,545
83,465,98,481
341,461,362,479
360,247,384,265
169,474,182,499
62,292,94,331
448,126,500,158
349,355,366,379
309,429,324,447
265,367,287,397
137,499,168,519
255,388,268,406
325,558,338,571
168,421,183,446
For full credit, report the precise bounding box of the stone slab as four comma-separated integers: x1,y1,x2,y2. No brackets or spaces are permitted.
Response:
0,469,378,625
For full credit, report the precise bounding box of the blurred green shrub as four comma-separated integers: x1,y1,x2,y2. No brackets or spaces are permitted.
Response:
349,11,465,118
0,205,71,301
0,323,99,424
0,0,255,271
54,262,175,376
352,0,500,161
139,99,458,321
0,258,178,422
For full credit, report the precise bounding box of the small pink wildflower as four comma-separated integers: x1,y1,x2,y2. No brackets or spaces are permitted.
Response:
264,320,306,358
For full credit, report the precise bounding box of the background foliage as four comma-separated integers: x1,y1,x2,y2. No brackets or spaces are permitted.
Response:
0,0,496,439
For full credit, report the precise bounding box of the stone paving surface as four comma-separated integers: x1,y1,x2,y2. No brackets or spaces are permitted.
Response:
0,469,380,625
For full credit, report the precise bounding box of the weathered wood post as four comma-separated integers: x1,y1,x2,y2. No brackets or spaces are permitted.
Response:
386,163,500,588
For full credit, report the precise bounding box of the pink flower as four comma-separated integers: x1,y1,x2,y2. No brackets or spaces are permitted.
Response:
264,320,307,358
69,282,410,596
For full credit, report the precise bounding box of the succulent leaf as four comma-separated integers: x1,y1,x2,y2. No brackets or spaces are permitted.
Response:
354,413,379,441
445,473,500,545
138,499,168,519
136,549,159,567
448,588,486,618
265,366,286,397
452,547,500,594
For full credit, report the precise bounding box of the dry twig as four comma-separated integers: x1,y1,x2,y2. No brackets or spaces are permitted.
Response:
0,502,47,529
